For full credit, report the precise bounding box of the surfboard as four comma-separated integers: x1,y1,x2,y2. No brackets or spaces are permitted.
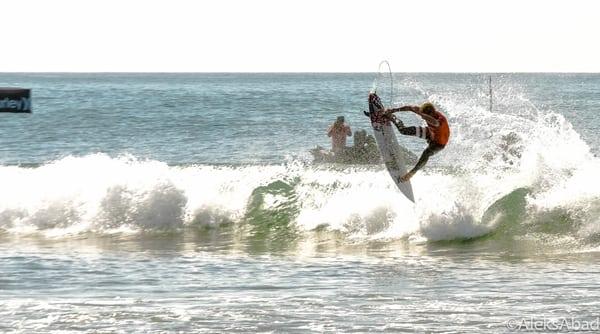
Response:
366,93,415,202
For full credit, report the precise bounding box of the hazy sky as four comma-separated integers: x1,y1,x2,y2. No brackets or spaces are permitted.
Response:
2,0,599,72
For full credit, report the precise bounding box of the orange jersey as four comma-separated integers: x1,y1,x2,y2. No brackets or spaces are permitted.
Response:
426,111,450,145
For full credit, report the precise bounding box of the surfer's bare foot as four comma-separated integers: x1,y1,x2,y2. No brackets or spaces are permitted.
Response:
400,172,414,183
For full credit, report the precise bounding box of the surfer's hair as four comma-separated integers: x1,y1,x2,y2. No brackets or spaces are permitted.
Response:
420,102,435,114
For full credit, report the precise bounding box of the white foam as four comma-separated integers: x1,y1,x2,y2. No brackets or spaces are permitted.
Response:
399,79,599,242
0,84,598,242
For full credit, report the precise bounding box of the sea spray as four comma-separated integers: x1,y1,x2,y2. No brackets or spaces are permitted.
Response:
0,78,598,247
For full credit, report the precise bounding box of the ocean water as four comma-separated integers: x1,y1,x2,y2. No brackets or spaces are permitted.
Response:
1,73,600,333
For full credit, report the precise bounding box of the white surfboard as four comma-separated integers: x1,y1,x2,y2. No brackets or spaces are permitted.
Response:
366,101,415,202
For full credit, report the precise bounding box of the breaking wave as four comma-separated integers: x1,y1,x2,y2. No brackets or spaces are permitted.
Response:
0,80,598,251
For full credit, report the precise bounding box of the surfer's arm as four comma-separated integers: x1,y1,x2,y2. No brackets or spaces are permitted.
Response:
415,112,440,127
384,105,418,119
389,105,441,126
385,105,419,114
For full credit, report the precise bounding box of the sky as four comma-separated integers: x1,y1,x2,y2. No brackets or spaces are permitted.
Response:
1,0,599,72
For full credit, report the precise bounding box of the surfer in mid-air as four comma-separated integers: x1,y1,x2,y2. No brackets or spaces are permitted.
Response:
383,100,450,182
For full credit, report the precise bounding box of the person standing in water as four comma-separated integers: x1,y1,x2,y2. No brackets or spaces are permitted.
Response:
327,116,352,155
383,101,450,182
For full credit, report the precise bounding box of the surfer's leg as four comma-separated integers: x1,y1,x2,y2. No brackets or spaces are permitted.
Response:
397,126,429,141
412,147,435,174
401,142,444,182
389,115,404,130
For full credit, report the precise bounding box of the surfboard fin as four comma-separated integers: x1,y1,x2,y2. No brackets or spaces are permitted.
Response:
363,110,371,118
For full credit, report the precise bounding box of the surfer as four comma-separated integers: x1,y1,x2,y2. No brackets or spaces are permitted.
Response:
384,102,450,182
327,116,352,155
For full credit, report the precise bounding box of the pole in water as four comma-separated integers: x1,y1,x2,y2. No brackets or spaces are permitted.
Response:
489,75,493,112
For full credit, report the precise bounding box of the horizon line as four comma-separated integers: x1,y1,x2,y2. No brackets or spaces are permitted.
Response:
2,71,600,74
